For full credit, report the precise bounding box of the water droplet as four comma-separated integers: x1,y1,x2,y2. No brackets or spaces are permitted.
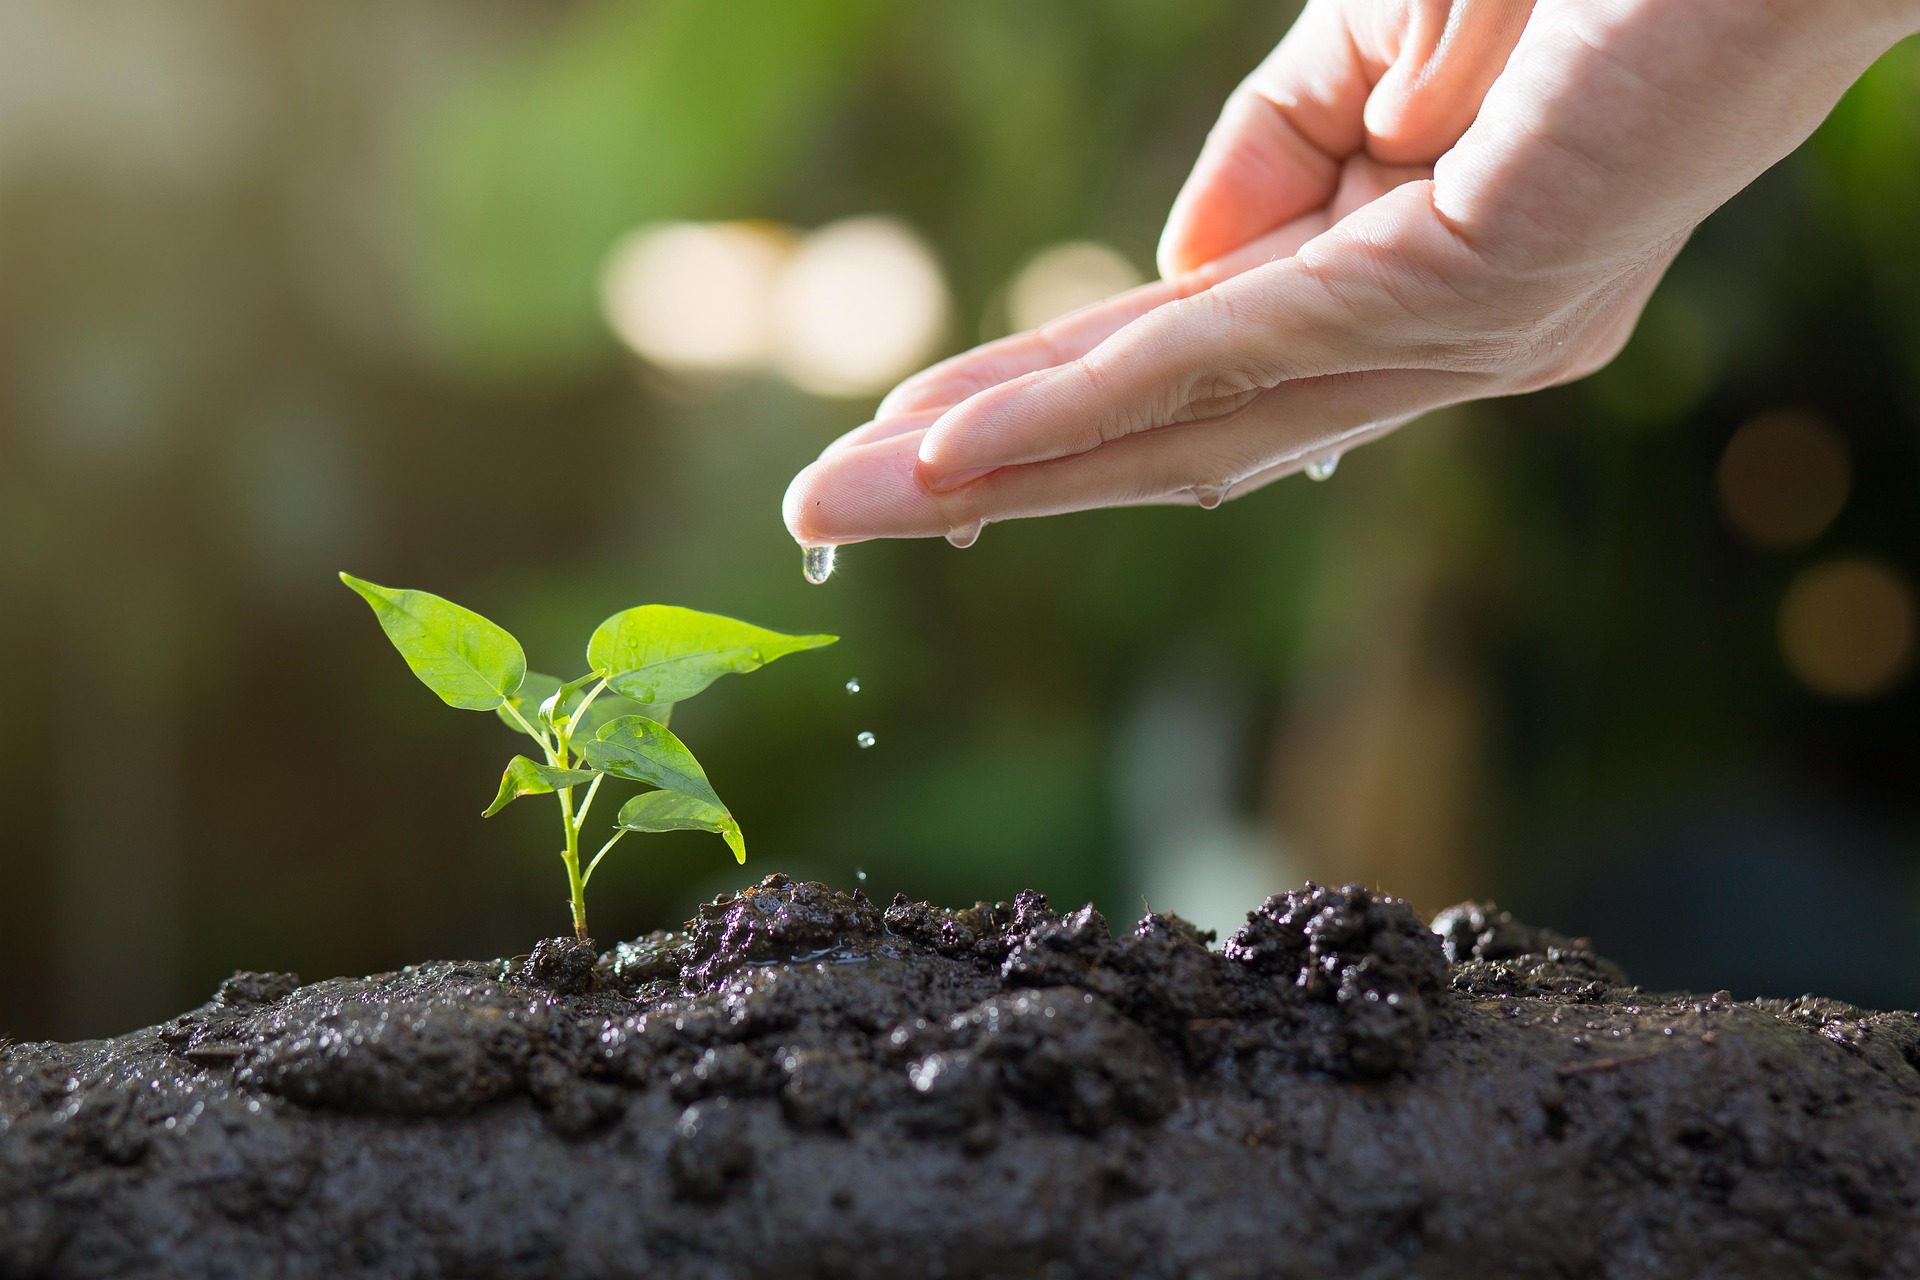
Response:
855,868,868,882
1305,454,1340,482
945,522,981,549
855,731,876,749
844,677,861,695
1191,483,1227,509
802,544,836,585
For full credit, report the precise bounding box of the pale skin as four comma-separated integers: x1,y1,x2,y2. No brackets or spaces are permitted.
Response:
784,0,1920,545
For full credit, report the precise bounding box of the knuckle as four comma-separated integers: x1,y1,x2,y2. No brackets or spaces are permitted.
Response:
927,474,989,532
1068,361,1142,448
1176,374,1269,423
1163,291,1284,420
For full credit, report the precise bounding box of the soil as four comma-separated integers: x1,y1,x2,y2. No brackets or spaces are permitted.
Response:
3,876,1918,1279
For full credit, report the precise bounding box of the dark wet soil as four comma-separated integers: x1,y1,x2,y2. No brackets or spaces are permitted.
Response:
4,877,1918,1279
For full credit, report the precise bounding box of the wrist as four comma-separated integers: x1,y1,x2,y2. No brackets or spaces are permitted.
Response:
1802,0,1920,60
1738,0,1920,82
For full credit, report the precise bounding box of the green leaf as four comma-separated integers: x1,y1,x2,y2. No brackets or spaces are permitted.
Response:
341,574,527,711
586,605,835,704
497,672,563,734
615,790,745,864
577,716,723,809
483,755,598,817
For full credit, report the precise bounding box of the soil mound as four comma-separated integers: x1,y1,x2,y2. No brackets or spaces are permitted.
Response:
4,877,1918,1278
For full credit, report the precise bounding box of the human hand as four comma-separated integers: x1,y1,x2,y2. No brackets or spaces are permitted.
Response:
785,0,1920,546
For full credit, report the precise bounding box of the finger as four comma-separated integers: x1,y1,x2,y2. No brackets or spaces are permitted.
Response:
876,222,1320,422
873,282,1179,421
1159,0,1536,276
920,180,1471,490
784,428,937,545
954,368,1477,525
1361,0,1535,165
1156,0,1372,277
910,228,1430,490
817,408,943,460
786,366,1483,542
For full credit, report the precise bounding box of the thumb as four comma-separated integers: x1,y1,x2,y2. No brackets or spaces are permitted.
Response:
1158,0,1536,277
1361,0,1535,165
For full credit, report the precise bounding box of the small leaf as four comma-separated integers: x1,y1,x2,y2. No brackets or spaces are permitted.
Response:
578,716,723,809
341,574,527,711
537,674,600,727
483,755,598,817
587,605,835,704
497,672,563,734
515,677,671,738
615,791,745,864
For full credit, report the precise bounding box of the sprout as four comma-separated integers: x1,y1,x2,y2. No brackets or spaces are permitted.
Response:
340,574,835,940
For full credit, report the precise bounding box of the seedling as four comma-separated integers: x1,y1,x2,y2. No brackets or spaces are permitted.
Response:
341,574,835,940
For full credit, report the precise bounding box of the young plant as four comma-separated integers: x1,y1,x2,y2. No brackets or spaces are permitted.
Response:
340,574,835,941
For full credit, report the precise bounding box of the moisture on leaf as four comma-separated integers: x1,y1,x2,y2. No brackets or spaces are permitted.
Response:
587,605,836,704
340,574,527,711
578,715,725,810
615,790,745,863
483,756,599,817
533,677,673,736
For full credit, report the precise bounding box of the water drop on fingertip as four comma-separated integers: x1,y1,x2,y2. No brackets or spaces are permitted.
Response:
1305,454,1340,482
855,731,876,749
1192,483,1226,509
944,522,982,549
802,544,837,585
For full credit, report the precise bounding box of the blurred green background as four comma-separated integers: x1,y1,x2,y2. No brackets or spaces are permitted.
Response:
2,0,1917,1041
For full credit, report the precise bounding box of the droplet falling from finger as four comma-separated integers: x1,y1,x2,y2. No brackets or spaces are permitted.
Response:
802,544,837,584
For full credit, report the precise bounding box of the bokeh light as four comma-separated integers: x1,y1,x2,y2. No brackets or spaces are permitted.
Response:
1006,241,1143,333
603,217,948,398
1778,558,1915,698
600,221,793,373
770,216,948,398
1716,410,1850,549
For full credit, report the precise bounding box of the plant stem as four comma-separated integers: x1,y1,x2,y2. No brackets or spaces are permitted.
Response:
573,773,604,828
557,785,589,941
570,678,609,731
501,699,554,757
583,830,626,886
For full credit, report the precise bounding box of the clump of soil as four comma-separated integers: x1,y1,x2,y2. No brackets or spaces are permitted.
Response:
3,877,1918,1279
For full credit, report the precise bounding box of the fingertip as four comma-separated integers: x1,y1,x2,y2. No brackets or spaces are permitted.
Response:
1156,187,1191,279
874,379,929,419
781,461,832,544
1155,225,1193,282
912,376,1032,481
782,431,948,542
876,348,986,417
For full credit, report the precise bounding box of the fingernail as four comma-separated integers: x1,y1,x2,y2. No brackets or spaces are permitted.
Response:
917,462,996,494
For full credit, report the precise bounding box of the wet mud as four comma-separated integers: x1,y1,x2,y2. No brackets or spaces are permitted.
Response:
3,878,1918,1279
